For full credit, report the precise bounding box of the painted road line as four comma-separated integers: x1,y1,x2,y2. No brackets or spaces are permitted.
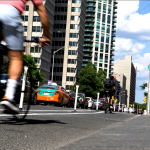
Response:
0,111,105,117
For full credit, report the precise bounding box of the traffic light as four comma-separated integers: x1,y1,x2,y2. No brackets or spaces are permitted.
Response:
116,99,118,103
112,96,114,100
144,97,146,104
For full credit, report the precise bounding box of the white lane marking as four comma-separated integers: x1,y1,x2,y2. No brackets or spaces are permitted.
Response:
0,111,104,117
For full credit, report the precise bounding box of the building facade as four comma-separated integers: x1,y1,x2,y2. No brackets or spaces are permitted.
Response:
113,73,127,105
83,0,117,78
50,0,87,90
22,0,55,84
113,55,136,107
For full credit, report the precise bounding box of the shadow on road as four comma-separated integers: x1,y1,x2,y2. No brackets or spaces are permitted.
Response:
0,118,67,125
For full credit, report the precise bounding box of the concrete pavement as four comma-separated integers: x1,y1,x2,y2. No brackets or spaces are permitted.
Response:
58,115,150,150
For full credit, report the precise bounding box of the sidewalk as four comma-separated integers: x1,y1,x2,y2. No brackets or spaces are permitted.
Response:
57,115,150,150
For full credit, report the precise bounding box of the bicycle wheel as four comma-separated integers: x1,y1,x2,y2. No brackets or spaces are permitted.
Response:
14,67,32,121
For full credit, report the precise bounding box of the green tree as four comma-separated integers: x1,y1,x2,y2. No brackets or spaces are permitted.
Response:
1,54,45,89
140,82,147,97
74,62,106,98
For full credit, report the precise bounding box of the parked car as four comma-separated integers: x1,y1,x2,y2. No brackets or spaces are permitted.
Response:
68,92,80,108
86,97,94,108
115,104,123,111
36,83,70,106
92,99,103,109
0,74,37,104
77,93,88,109
134,109,143,114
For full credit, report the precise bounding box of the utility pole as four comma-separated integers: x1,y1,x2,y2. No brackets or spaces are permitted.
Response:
147,64,150,114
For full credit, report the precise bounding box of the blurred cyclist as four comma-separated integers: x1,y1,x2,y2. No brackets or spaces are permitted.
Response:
0,0,51,113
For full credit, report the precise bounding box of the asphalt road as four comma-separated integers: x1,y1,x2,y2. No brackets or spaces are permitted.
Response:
0,105,136,150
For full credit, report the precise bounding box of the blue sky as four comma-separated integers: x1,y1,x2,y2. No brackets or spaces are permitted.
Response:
115,1,150,104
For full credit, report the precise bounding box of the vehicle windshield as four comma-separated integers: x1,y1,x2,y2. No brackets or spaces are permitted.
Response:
78,93,82,97
40,85,59,90
93,100,100,102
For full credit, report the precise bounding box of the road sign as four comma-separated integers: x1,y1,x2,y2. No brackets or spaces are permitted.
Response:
148,64,150,71
145,87,148,93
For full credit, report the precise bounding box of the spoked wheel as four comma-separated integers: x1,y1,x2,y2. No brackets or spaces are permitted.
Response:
14,67,32,121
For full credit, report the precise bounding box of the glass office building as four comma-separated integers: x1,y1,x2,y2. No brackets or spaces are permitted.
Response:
83,0,118,78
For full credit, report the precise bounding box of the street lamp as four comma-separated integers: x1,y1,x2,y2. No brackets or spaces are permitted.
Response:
51,46,70,83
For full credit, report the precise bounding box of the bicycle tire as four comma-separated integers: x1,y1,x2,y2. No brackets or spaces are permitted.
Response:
14,68,32,121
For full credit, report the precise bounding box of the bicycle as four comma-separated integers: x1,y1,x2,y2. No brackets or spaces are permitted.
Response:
0,21,42,121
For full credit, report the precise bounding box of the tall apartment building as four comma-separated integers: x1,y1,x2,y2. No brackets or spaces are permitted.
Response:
50,0,87,90
83,0,117,78
113,55,136,107
22,0,55,84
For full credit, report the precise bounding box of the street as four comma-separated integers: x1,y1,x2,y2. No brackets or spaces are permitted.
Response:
0,104,140,150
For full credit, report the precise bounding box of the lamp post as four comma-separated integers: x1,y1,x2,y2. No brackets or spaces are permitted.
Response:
51,46,70,83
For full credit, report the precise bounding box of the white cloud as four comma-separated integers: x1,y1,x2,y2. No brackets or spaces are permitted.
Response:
116,1,150,41
115,38,145,56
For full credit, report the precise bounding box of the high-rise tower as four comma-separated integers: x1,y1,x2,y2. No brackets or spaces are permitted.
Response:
51,0,87,90
83,0,118,78
22,0,55,84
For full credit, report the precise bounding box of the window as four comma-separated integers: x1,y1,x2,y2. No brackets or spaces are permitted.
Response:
100,43,104,52
71,16,79,21
23,16,28,21
107,25,110,33
96,33,99,41
25,5,29,11
99,63,102,67
101,24,105,33
66,76,75,81
72,0,80,3
71,7,80,12
97,13,101,22
107,15,111,24
70,24,79,29
30,47,34,53
70,33,78,38
68,50,76,55
98,3,101,12
33,57,39,63
69,41,77,46
108,5,111,14
67,68,76,73
103,4,106,13
106,34,109,43
23,26,27,32
68,59,76,64
96,23,100,32
33,16,40,22
101,34,104,42
102,14,106,23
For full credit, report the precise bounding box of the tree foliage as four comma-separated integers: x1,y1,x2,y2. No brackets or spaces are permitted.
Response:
140,82,147,97
72,62,106,98
1,54,45,89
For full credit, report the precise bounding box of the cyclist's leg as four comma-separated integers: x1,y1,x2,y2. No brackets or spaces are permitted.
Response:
0,4,24,113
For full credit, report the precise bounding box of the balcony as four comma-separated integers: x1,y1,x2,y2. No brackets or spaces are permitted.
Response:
112,29,116,33
99,59,103,62
86,14,95,17
83,48,93,52
84,33,94,37
87,3,96,7
111,39,115,42
85,29,94,32
84,38,93,41
84,43,93,47
111,49,115,52
110,52,114,56
114,1,118,4
83,59,92,62
82,63,88,67
86,8,95,12
85,23,94,27
110,58,114,61
113,5,117,9
111,43,115,47
112,33,116,37
84,53,92,57
87,0,96,1
110,63,114,66
113,14,117,18
113,19,117,23
113,9,117,14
